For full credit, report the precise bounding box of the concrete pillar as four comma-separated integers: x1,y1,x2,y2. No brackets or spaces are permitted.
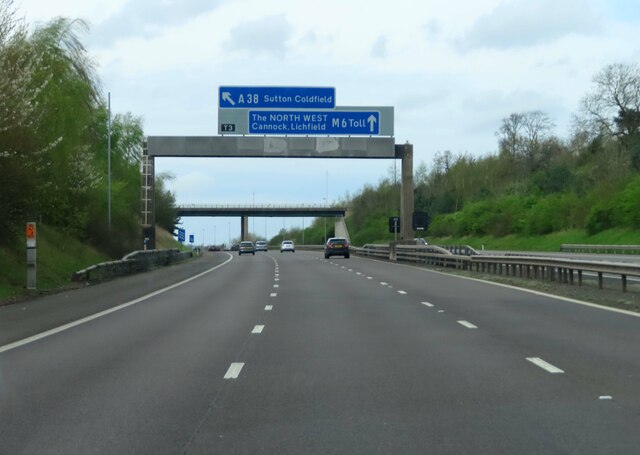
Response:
241,216,248,241
400,143,414,240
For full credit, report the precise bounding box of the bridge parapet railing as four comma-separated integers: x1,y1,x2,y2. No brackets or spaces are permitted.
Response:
560,244,640,254
179,203,346,209
352,245,640,293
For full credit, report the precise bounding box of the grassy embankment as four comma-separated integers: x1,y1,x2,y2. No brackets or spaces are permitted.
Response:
0,225,183,302
426,229,640,252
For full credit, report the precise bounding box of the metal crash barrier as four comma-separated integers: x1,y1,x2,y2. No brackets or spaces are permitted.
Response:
352,244,640,293
72,249,193,282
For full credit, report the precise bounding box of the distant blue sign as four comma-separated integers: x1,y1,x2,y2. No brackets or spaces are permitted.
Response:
219,86,335,109
178,228,185,243
248,110,380,135
189,234,194,244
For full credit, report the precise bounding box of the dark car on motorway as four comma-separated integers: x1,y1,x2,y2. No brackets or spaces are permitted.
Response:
238,241,255,255
325,237,350,259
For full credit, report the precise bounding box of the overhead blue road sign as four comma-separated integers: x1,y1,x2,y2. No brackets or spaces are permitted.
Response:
178,228,185,243
219,86,335,109
189,234,194,244
248,110,380,135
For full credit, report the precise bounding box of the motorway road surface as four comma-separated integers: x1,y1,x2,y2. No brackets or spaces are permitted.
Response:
1,251,639,454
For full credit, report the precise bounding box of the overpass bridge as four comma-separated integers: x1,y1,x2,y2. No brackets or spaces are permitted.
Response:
176,204,347,241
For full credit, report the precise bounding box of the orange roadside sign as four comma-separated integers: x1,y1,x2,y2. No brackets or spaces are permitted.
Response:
26,222,36,239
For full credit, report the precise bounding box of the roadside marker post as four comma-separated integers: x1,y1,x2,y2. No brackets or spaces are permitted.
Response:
26,222,37,290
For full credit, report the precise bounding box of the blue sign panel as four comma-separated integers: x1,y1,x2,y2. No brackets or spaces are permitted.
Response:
189,234,194,244
248,110,380,135
178,228,185,243
219,86,335,109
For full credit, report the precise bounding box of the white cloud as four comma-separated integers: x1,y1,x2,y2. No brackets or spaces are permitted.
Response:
225,14,292,58
459,0,603,50
88,0,222,46
371,35,388,58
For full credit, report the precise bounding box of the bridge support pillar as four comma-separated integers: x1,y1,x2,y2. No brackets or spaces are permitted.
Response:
241,216,248,241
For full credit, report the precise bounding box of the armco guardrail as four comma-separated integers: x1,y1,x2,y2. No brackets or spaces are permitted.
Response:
353,245,640,293
560,244,640,254
72,249,193,282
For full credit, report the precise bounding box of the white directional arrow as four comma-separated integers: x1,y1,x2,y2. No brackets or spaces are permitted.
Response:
367,114,377,132
222,92,235,106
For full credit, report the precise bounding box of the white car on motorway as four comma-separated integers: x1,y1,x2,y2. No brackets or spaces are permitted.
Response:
280,240,295,253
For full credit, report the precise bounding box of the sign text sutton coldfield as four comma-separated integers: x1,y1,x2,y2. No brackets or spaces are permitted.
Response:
219,86,335,109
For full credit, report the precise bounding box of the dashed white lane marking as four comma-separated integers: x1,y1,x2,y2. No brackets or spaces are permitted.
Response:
526,357,564,374
457,320,478,329
380,282,388,286
397,290,407,295
341,266,346,269
224,362,245,379
348,269,353,272
275,274,279,278
273,284,279,288
265,305,273,311
421,302,434,307
274,278,279,282
599,396,613,400
356,272,362,275
367,277,373,280
438,310,445,313
252,325,265,334
270,293,277,297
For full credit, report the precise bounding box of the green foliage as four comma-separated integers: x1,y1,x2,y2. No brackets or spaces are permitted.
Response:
155,173,179,235
0,11,174,258
0,224,108,300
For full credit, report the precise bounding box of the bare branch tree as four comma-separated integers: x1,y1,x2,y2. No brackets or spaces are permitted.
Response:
578,63,640,140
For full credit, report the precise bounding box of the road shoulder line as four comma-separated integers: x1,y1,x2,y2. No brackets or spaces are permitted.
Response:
0,253,235,354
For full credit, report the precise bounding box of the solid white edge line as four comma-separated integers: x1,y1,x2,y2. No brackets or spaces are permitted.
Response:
252,325,265,334
457,320,478,329
224,362,245,379
526,357,564,374
357,256,640,318
0,253,235,355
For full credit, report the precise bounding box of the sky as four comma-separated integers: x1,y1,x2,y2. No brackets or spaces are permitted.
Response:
16,0,640,245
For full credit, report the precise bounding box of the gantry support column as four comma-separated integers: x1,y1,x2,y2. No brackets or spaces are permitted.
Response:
399,143,414,240
141,140,156,249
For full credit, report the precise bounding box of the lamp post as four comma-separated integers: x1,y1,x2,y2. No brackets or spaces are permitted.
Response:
107,92,111,230
214,226,216,246
228,222,231,246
